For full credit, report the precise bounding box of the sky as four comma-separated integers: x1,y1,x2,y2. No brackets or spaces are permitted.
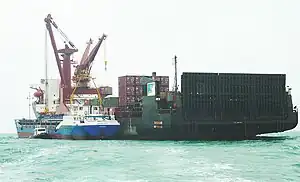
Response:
1,0,300,133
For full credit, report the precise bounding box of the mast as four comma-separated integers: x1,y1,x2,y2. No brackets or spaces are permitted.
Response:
173,55,178,93
26,92,32,119
44,28,49,112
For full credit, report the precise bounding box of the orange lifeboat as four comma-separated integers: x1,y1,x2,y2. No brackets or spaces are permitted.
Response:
34,90,43,97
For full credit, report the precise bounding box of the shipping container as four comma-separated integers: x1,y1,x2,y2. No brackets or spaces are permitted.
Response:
103,97,119,107
135,85,143,95
181,72,288,121
181,72,218,121
118,76,138,86
99,86,113,95
159,76,169,86
75,87,112,96
118,74,169,106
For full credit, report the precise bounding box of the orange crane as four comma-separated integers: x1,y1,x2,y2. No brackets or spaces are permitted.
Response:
72,34,107,88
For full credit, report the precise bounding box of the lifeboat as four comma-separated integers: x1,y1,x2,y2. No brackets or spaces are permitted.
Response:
34,90,43,97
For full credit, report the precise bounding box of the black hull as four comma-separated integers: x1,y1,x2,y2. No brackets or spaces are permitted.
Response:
113,111,298,141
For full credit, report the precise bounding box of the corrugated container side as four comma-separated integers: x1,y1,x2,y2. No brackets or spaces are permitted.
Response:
118,75,138,87
135,85,143,95
118,76,126,86
159,76,169,86
181,72,218,121
181,72,288,121
125,86,136,95
119,97,126,106
118,86,126,97
118,74,170,106
135,76,141,85
99,86,113,95
125,76,136,85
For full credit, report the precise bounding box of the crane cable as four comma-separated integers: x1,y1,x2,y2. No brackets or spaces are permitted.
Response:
104,39,107,71
44,27,49,113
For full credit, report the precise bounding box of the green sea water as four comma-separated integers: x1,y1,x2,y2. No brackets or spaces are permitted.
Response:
0,131,300,182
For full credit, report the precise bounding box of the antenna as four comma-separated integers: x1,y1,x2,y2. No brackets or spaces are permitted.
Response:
26,92,33,119
44,28,49,112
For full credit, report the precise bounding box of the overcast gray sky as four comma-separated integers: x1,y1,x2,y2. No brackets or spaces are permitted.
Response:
1,0,300,133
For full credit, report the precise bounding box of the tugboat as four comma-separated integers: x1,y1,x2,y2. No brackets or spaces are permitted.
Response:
32,127,52,139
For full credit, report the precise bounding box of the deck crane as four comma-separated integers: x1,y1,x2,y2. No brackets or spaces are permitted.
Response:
73,34,107,88
44,14,78,105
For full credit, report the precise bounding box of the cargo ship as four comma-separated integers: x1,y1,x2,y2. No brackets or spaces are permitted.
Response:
14,14,299,140
112,57,298,140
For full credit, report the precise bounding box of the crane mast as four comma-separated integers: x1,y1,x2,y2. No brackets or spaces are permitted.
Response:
44,14,78,105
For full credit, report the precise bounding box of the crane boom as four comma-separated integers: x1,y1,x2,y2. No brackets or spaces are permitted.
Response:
44,14,78,105
84,34,107,70
72,34,107,88
45,14,77,50
44,15,65,85
80,38,93,65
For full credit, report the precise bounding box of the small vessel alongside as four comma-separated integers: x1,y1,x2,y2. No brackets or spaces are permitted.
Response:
31,127,51,139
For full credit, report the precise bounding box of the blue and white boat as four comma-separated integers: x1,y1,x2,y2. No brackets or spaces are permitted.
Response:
15,98,121,140
52,114,120,140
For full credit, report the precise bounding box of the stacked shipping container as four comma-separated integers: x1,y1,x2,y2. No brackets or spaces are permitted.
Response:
118,73,169,106
181,72,287,121
75,86,113,96
153,76,170,92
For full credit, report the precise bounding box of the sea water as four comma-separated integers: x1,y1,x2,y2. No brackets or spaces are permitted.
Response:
0,131,299,182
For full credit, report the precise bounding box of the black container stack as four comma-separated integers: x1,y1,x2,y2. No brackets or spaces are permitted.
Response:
181,72,287,122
